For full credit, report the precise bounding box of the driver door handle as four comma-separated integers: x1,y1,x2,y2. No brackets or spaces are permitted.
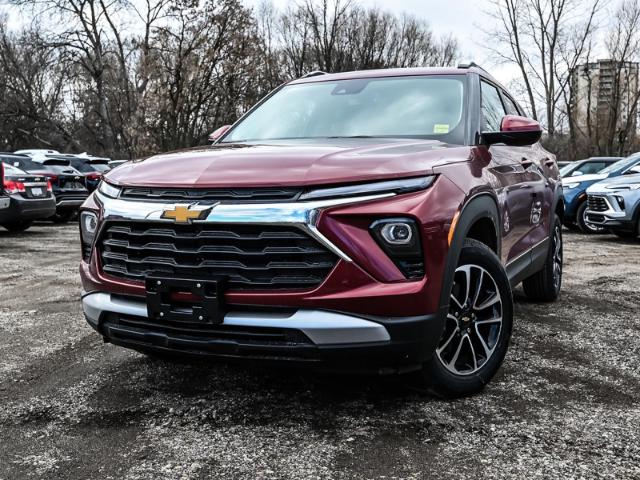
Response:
520,157,533,168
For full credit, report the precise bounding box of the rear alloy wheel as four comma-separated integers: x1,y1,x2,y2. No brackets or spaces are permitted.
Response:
523,215,563,302
1,221,33,232
416,239,513,397
576,201,604,234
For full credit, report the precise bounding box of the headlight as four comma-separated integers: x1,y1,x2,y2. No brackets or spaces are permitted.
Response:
370,218,424,279
98,180,121,198
606,183,640,190
563,182,581,189
80,211,98,259
299,176,435,201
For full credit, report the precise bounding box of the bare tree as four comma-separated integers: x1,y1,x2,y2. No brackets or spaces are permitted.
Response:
485,0,603,135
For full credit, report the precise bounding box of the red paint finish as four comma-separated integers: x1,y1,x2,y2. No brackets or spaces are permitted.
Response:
80,66,559,323
501,115,542,132
80,176,463,317
105,142,470,188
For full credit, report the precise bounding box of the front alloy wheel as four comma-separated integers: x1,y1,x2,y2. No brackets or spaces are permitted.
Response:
416,238,513,398
577,202,604,234
437,265,503,376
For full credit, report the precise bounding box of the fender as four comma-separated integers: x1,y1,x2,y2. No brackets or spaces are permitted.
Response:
438,193,501,310
549,183,564,232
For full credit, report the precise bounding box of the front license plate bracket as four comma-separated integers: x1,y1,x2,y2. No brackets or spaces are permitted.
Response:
145,277,226,324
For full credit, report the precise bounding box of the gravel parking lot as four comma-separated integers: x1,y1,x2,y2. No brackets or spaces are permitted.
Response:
0,224,639,479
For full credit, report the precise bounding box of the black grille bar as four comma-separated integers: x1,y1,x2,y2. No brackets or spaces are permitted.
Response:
120,187,302,202
98,222,338,290
587,195,609,212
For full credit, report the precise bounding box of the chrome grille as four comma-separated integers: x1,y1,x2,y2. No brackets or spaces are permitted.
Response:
587,195,609,212
98,221,338,290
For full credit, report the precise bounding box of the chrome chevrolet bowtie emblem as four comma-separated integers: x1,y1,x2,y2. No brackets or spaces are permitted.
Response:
161,205,213,224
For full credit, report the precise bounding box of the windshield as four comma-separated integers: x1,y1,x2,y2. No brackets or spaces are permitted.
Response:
600,154,640,174
223,75,467,144
559,163,578,176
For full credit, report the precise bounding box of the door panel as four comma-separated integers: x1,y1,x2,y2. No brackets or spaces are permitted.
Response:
489,145,538,264
528,143,555,249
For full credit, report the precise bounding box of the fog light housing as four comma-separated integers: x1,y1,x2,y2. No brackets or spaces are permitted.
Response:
615,195,625,210
380,222,413,244
370,218,424,279
79,211,98,260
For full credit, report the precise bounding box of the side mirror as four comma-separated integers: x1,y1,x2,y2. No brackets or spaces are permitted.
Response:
482,115,542,147
572,170,584,176
208,125,231,143
625,165,640,175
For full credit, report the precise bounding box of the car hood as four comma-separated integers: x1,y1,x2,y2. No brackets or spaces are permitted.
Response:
586,173,640,193
563,173,608,184
105,140,469,188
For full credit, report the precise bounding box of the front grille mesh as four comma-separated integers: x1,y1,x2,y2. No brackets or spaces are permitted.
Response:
588,195,609,212
98,221,338,290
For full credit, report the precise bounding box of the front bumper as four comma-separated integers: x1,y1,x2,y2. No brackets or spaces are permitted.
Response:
0,195,56,223
55,191,89,208
585,194,633,228
82,291,445,373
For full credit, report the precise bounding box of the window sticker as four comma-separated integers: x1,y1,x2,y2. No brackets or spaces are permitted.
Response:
433,124,450,134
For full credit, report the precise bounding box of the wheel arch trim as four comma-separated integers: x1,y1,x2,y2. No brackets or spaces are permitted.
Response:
439,192,501,309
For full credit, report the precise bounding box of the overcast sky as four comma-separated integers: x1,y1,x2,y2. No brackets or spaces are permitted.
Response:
244,0,522,83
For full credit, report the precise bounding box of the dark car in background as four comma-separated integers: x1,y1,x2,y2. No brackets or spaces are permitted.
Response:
0,162,10,214
3,154,89,223
559,157,621,178
0,163,56,232
60,156,111,192
586,173,640,239
562,154,640,233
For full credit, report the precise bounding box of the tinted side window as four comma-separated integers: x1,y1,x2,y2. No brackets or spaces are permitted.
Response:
502,94,521,116
481,82,506,132
580,162,607,174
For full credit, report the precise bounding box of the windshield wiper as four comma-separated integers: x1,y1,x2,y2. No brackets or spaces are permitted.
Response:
324,135,377,139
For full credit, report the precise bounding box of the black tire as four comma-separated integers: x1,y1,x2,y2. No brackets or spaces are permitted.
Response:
563,221,580,232
576,201,604,234
523,215,563,302
1,221,33,232
611,229,637,239
51,209,74,223
414,238,513,398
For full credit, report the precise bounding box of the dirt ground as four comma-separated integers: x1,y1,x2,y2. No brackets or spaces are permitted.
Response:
0,223,638,480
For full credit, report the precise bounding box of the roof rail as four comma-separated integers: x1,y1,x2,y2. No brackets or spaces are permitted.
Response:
301,70,328,78
457,62,490,75
0,152,29,157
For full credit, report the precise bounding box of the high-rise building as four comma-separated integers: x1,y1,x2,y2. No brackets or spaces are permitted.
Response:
571,59,639,140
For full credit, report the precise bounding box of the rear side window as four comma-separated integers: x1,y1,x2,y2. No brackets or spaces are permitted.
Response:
502,94,521,116
481,82,506,132
2,163,26,175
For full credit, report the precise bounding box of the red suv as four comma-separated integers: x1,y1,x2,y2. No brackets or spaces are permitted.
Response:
79,65,563,397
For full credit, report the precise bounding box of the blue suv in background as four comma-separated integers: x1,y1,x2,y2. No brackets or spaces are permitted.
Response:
562,153,640,233
586,173,640,239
